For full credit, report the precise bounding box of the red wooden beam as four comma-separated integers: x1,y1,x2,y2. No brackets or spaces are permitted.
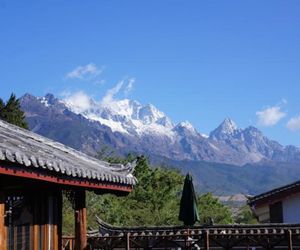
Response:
0,163,132,193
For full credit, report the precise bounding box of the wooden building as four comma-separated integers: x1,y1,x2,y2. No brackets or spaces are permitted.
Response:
248,180,300,223
0,119,136,250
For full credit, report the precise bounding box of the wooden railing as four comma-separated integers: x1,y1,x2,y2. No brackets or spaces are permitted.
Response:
87,222,300,249
62,224,300,249
62,236,75,250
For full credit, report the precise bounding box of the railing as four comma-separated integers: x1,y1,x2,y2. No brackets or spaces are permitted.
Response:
63,224,300,249
62,236,75,250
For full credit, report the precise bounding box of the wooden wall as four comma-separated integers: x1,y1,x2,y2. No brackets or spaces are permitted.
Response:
0,176,62,250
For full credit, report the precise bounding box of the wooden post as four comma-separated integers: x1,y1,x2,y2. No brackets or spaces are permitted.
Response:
53,190,62,250
33,193,39,250
0,191,6,250
287,229,293,250
57,190,63,250
204,230,209,250
74,190,87,250
126,232,130,250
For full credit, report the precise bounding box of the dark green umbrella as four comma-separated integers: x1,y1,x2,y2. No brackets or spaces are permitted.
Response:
178,173,200,226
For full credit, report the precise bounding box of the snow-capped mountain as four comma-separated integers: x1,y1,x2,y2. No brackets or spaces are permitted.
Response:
210,118,241,140
20,93,300,166
62,94,175,137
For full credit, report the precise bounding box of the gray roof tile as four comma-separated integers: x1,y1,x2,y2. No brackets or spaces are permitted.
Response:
0,119,136,186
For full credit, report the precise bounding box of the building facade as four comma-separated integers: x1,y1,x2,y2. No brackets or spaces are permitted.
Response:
249,180,300,223
0,119,136,250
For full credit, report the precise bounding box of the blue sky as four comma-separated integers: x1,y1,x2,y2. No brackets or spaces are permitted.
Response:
1,0,300,146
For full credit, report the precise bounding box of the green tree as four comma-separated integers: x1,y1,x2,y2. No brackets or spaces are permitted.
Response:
234,205,257,224
86,156,184,228
62,192,75,235
0,93,28,129
0,98,4,110
197,193,234,224
62,155,235,234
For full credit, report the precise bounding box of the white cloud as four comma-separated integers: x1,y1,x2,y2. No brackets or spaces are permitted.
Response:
281,98,288,105
61,77,135,112
66,63,103,80
63,91,93,113
124,78,135,96
100,81,124,107
287,116,300,132
100,78,135,107
256,106,286,127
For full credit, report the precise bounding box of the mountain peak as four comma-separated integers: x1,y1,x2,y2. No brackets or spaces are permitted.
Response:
244,126,263,137
19,92,300,166
138,103,166,124
61,94,175,135
44,93,54,100
222,118,238,131
177,121,196,131
173,121,198,137
37,93,57,107
209,118,239,140
22,93,35,98
43,93,57,105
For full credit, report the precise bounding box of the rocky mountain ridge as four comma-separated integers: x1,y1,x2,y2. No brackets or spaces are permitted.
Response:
20,93,300,166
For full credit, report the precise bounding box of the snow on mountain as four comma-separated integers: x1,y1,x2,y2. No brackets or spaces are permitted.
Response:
209,118,241,140
23,93,300,166
60,95,182,138
37,93,58,107
38,96,51,107
201,134,209,138
176,121,197,133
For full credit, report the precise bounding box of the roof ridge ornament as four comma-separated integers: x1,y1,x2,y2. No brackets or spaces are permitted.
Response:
109,160,137,175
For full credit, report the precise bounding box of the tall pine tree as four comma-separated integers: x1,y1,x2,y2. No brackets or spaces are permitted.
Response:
0,98,4,111
0,93,28,129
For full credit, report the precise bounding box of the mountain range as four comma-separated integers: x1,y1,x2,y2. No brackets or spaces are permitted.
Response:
19,93,300,195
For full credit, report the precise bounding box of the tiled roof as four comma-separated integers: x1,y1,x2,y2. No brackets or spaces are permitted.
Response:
86,219,300,249
248,180,300,206
89,216,300,238
0,119,136,186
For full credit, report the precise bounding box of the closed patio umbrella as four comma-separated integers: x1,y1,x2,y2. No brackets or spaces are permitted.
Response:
179,173,200,226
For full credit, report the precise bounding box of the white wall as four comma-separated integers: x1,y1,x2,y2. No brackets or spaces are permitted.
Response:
255,205,270,223
283,193,300,223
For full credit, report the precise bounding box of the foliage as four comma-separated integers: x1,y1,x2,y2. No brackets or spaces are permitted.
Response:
234,205,258,224
197,193,234,225
86,155,184,228
62,192,74,235
0,93,28,129
62,155,184,233
62,154,236,234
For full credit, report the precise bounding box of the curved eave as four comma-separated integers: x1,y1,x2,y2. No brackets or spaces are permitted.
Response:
0,119,136,187
0,162,133,193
